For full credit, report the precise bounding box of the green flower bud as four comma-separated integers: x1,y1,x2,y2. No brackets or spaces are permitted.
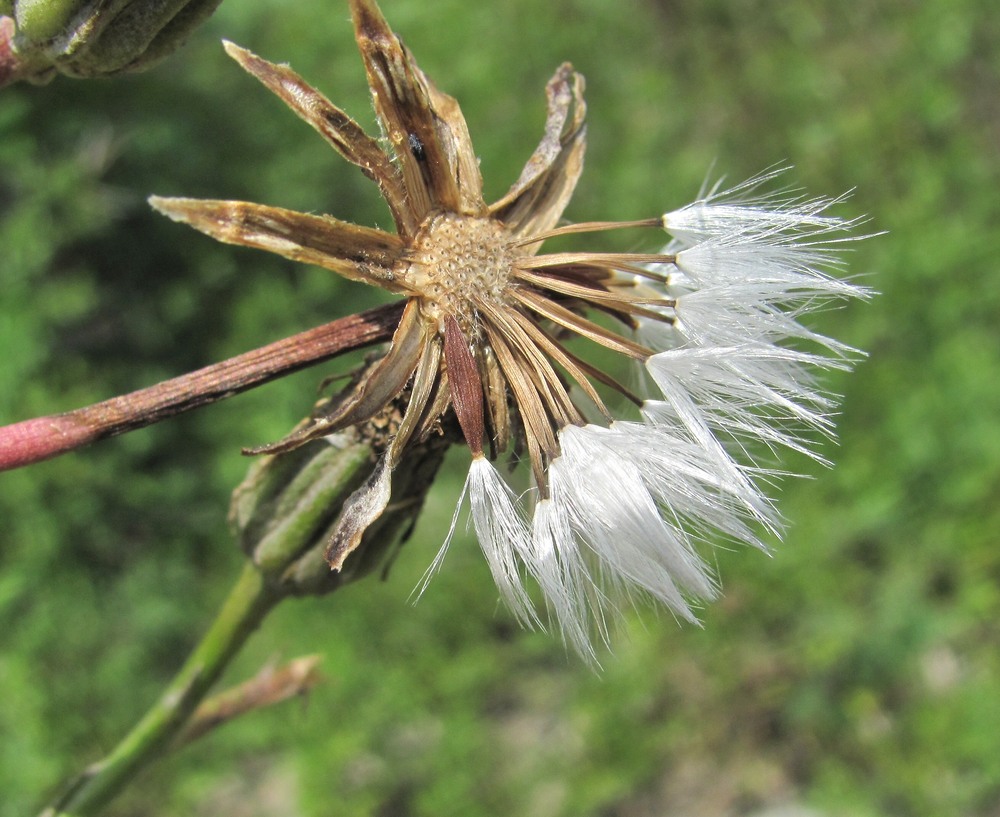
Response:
14,0,88,43
6,0,222,82
230,419,452,598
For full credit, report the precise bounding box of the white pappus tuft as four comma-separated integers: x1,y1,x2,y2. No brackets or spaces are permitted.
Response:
432,170,872,663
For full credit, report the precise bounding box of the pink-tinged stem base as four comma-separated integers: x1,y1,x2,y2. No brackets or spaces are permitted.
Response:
0,302,403,472
0,16,21,87
0,415,98,471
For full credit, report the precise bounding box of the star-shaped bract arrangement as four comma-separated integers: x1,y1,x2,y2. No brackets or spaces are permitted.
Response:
152,0,869,661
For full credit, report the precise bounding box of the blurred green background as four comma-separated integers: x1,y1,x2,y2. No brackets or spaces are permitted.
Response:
2,0,999,815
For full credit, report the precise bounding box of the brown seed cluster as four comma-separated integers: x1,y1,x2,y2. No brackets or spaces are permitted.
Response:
404,214,521,338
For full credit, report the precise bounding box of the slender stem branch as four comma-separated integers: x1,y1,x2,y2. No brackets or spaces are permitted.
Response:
176,654,323,747
0,301,403,472
40,563,281,817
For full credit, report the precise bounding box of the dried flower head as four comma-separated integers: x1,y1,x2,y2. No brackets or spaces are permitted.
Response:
151,0,870,661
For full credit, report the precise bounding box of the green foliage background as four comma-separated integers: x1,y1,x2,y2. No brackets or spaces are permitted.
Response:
2,0,999,814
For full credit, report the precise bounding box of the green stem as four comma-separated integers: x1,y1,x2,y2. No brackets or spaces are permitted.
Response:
41,563,281,817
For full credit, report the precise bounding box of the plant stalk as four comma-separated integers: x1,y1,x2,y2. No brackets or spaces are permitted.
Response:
40,563,281,817
0,301,403,473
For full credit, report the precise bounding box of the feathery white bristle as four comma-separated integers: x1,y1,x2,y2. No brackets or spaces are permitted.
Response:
550,425,716,611
531,498,601,663
466,456,541,628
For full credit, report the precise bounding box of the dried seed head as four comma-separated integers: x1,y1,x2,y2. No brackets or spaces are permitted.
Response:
152,0,871,660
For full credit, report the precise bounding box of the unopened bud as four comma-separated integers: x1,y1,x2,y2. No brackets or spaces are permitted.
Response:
230,418,452,598
2,0,222,84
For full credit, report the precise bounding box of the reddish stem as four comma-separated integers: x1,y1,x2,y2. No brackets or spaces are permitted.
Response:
0,302,403,472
